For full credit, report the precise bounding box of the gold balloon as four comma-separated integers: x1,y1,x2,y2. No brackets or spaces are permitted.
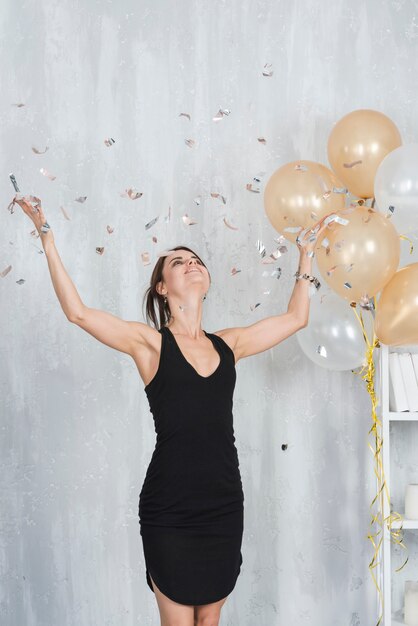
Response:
314,205,400,302
263,160,346,244
327,109,402,199
375,262,418,345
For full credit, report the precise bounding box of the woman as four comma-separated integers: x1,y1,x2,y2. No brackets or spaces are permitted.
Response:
14,195,329,626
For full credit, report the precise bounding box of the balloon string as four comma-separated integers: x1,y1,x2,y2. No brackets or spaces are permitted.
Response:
399,234,414,255
351,298,409,626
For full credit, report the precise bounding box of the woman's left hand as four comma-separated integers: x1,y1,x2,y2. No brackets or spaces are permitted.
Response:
296,213,335,256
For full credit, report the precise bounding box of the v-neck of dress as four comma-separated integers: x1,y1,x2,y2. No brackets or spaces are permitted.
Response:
165,326,222,380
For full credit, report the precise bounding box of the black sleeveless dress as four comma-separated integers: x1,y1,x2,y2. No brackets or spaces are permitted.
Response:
138,325,244,606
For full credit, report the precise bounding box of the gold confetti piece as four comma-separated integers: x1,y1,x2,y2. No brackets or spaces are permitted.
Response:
75,196,87,203
96,247,104,255
343,282,352,289
343,160,362,168
12,103,25,107
231,267,241,275
120,188,142,199
211,192,227,204
16,278,25,284
60,206,71,220
246,182,260,193
194,195,201,205
141,252,150,265
104,137,115,146
1,265,12,278
295,163,308,172
262,63,273,76
182,214,198,225
317,345,327,357
250,302,261,310
32,146,49,154
213,108,231,121
257,137,266,144
107,225,114,234
152,236,157,243
179,112,191,120
40,167,56,180
256,240,266,257
145,216,159,230
185,139,195,148
223,217,239,230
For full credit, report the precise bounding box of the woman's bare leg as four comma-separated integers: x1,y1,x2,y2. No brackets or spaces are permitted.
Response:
149,574,195,626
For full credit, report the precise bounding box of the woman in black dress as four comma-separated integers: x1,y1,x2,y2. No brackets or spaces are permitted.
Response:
14,195,328,626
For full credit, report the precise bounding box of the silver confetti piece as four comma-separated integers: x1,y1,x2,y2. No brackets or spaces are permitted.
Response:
145,216,159,230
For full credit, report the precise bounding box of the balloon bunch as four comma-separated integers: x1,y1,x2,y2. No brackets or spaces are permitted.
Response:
264,108,418,369
264,109,416,626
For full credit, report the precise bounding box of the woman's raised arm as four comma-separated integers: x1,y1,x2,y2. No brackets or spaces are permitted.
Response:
14,196,152,356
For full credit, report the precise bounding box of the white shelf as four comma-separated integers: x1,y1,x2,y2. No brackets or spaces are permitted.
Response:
389,517,418,530
378,343,418,626
389,412,418,421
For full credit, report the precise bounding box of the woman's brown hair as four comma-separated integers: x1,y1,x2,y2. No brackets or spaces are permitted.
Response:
142,245,211,330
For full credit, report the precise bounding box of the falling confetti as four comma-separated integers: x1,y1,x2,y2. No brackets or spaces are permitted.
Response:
344,282,352,289
182,214,198,225
60,206,71,220
257,137,267,144
141,252,150,265
75,196,87,203
40,167,56,181
145,216,159,230
194,195,201,206
250,302,261,311
32,146,49,154
107,225,114,234
179,113,191,120
104,137,115,146
317,345,327,358
152,236,157,243
256,240,266,258
96,247,104,255
262,63,273,76
246,182,260,193
185,139,195,148
223,217,239,230
343,160,362,168
387,205,395,218
295,163,308,172
1,265,12,278
12,103,25,107
213,108,231,121
16,278,25,285
211,192,227,204
231,267,241,275
333,186,348,194
120,188,142,199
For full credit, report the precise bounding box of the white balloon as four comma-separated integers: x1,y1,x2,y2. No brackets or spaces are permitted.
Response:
374,143,418,235
296,290,374,371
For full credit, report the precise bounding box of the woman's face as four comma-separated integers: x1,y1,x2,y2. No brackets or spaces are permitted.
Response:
159,249,210,298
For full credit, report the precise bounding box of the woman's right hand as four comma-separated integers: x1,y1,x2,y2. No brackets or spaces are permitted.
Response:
13,195,54,242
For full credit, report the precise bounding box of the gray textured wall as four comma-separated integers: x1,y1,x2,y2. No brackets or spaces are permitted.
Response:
2,1,418,625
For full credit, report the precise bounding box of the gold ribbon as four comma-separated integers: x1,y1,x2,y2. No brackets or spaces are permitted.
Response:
351,298,409,626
